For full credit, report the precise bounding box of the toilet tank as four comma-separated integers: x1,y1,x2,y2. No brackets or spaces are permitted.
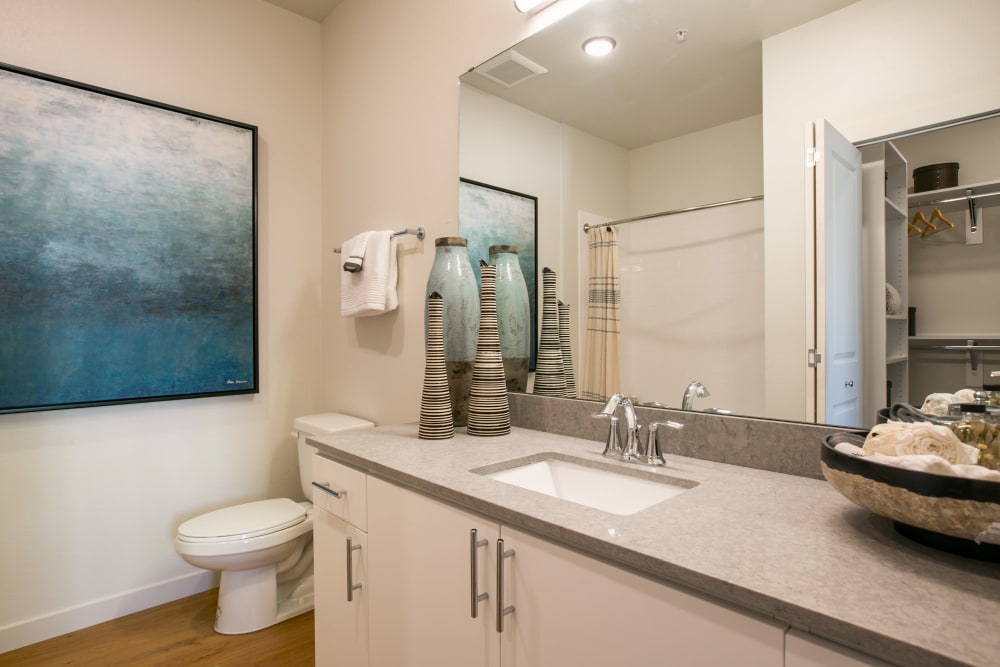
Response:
293,413,374,501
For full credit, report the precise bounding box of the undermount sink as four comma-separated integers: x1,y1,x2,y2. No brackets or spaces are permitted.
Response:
476,454,696,516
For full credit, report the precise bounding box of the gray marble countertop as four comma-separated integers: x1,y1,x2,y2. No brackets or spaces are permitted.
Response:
309,424,1000,667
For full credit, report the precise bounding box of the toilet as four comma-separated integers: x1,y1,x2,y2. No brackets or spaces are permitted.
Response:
175,413,374,634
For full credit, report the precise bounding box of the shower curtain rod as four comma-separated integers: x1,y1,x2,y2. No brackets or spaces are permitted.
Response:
581,195,764,232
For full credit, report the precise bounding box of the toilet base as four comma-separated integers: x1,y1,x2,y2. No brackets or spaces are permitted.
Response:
214,567,315,634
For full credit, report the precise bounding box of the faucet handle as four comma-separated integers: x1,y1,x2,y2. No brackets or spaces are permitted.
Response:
596,414,623,457
642,421,684,466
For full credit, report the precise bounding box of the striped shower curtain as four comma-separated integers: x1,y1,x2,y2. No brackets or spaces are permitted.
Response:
581,225,621,401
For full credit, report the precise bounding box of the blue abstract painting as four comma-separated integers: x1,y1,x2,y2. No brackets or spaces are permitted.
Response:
0,65,257,413
458,179,537,369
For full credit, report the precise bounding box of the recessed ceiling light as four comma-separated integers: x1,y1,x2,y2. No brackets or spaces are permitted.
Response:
582,36,616,57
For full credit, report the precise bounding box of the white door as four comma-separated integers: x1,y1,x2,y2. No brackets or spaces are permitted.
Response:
807,120,863,427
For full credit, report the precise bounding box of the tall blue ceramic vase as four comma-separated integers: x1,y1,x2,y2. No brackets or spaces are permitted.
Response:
488,245,530,393
425,237,479,427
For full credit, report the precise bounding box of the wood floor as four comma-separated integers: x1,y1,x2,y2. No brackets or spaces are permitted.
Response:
0,589,314,666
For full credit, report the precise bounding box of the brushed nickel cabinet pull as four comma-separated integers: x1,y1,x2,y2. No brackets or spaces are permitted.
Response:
312,481,348,499
496,538,515,633
470,529,489,618
346,537,362,602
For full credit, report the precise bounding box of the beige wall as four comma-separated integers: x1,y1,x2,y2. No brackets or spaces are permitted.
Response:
0,0,323,651
762,0,1000,421
320,0,528,424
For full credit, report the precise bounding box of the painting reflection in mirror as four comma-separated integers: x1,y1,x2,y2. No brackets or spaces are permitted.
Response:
459,178,538,373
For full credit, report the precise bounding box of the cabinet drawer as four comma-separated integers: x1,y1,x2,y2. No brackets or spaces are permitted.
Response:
312,453,367,530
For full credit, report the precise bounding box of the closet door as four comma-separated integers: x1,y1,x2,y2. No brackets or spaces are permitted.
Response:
807,120,863,427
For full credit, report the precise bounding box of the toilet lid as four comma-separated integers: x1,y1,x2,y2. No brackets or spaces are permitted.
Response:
177,498,307,542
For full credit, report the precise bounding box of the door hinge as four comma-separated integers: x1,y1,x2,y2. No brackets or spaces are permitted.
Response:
807,348,822,367
806,146,820,168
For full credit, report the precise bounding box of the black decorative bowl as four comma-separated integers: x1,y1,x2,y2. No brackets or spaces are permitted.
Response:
821,432,1000,561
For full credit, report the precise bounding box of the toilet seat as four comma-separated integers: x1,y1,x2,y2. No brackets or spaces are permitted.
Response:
177,498,307,544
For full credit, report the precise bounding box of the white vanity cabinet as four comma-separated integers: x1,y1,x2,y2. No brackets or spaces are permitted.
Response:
312,454,370,667
366,476,499,667
497,525,785,666
358,475,786,667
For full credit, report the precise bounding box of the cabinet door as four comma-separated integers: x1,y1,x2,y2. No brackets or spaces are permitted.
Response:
498,526,785,667
785,629,893,667
367,477,500,667
314,507,369,667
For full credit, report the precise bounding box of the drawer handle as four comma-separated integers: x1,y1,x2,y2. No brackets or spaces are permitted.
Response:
496,538,515,633
312,481,348,499
470,529,489,618
346,537,362,602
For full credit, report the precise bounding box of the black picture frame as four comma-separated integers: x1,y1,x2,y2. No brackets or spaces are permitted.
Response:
0,62,258,414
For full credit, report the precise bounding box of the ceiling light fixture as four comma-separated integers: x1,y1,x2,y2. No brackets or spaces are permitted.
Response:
582,36,616,57
514,0,557,12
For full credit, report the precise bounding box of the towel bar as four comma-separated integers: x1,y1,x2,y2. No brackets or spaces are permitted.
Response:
334,227,425,253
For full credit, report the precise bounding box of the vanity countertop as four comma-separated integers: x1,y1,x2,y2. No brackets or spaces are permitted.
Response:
308,424,999,667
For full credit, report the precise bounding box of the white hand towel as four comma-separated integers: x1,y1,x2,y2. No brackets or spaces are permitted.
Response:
341,231,398,317
341,232,370,273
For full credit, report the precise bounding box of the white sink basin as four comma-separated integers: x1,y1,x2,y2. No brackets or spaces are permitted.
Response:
479,455,695,516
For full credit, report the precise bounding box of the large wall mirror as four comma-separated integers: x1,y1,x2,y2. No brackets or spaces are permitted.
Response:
458,0,1000,428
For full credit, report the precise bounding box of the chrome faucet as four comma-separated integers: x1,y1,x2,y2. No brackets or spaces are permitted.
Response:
681,381,710,411
593,393,640,460
642,420,684,466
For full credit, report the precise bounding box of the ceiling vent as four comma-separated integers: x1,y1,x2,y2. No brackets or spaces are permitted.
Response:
474,50,548,88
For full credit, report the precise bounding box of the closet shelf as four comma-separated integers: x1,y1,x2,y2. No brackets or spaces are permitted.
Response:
907,178,1000,214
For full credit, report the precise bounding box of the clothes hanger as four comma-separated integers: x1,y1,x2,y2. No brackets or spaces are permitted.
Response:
922,207,955,237
909,210,934,237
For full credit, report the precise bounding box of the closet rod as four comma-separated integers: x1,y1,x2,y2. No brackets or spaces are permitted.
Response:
909,189,1000,209
581,195,763,232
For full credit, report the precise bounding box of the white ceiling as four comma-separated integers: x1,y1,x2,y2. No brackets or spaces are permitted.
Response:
262,0,342,23
262,0,859,149
463,0,860,149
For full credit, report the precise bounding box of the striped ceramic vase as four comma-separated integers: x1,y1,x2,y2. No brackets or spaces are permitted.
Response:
419,292,454,439
558,300,576,399
466,261,511,436
532,267,567,396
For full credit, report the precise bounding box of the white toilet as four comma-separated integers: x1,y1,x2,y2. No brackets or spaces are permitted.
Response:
175,413,374,634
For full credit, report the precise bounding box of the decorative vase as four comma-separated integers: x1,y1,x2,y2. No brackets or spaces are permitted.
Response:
419,292,454,439
425,237,479,427
466,261,511,437
488,244,530,393
558,300,576,399
533,267,567,396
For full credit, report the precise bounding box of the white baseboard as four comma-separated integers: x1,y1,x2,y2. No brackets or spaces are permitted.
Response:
0,571,219,654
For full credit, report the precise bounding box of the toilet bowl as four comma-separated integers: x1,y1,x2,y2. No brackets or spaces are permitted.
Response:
175,413,374,634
